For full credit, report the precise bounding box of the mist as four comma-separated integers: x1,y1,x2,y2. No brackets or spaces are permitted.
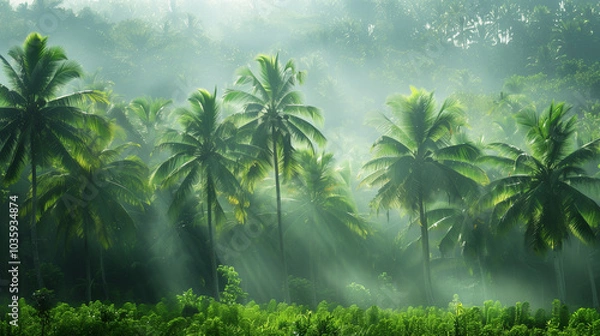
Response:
2,0,600,329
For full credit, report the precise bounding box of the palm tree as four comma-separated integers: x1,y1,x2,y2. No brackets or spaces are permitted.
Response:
34,136,148,302
152,88,244,301
286,149,368,307
0,32,108,288
126,96,172,161
361,87,487,304
426,196,493,300
224,54,326,302
483,102,600,303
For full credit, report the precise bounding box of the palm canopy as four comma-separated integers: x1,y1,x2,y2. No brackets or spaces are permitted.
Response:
223,53,326,183
361,87,488,212
33,133,149,302
151,88,244,220
35,140,149,250
0,32,109,183
127,96,172,140
287,150,369,245
483,102,600,253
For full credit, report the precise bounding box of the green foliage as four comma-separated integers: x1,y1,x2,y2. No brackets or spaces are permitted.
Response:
289,276,313,307
344,283,373,309
3,295,600,335
551,299,570,330
218,265,248,305
5,0,600,317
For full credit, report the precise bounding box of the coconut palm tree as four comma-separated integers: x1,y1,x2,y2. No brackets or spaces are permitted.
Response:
426,196,494,300
0,32,108,288
224,54,326,302
152,88,245,301
483,102,600,303
126,96,172,161
361,87,487,304
286,149,368,307
34,135,149,302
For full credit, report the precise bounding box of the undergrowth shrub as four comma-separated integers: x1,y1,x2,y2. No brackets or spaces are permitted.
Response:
1,290,600,335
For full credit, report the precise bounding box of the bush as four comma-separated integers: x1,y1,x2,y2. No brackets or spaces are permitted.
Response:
218,265,248,305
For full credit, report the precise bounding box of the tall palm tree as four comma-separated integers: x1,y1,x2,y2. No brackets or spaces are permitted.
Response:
483,102,600,303
286,149,368,307
0,32,108,288
34,137,148,302
224,54,326,302
152,88,244,301
361,87,487,304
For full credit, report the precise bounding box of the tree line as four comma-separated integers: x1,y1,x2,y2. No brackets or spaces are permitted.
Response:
1,31,600,308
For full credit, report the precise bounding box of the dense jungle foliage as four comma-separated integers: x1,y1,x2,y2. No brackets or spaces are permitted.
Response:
1,280,600,336
3,0,600,331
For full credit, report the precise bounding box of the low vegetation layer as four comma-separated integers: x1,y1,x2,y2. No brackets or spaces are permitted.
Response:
2,290,599,336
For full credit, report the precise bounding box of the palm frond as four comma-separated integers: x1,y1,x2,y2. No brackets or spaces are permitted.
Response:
487,142,527,158
286,115,326,147
39,59,83,97
435,143,481,162
0,84,26,106
559,138,600,168
0,55,26,95
50,90,108,106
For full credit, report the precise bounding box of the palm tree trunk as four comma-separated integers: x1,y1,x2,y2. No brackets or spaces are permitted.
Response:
207,185,220,301
100,249,109,301
84,226,92,302
418,191,434,305
272,133,290,303
30,146,44,289
587,251,599,308
309,231,317,308
478,255,488,301
553,249,566,303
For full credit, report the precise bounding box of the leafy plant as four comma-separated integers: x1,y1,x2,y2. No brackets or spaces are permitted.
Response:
218,265,248,305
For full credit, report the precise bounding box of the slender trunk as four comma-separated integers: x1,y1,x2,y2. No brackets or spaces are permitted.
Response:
30,147,44,289
272,133,290,303
418,191,434,305
207,185,220,301
553,250,566,303
84,224,92,302
478,255,488,301
587,251,599,308
309,232,317,309
100,249,109,301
